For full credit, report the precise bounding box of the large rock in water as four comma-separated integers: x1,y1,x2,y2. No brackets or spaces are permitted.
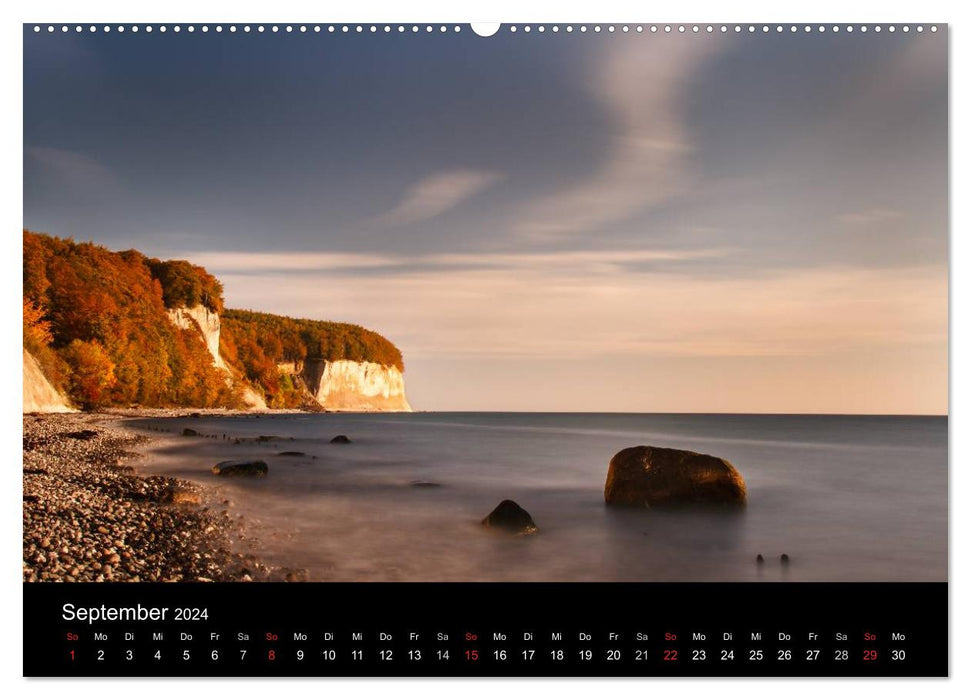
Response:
212,460,269,477
604,446,746,507
481,500,538,534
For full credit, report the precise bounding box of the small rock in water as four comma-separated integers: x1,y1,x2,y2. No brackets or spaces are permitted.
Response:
277,451,307,457
182,428,200,437
481,499,538,535
780,553,790,564
211,460,269,477
330,435,352,444
756,554,764,564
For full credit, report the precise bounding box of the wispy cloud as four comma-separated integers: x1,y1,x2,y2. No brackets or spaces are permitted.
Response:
510,39,720,240
173,247,731,275
835,208,903,225
374,169,502,225
26,146,121,194
203,253,944,363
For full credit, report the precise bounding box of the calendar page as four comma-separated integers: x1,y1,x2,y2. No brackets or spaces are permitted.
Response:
22,21,948,677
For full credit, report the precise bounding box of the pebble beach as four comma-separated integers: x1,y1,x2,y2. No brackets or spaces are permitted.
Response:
22,413,273,583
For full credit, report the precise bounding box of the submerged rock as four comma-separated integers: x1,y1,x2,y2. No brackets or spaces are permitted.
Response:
330,435,352,444
481,499,538,535
182,428,200,437
211,460,269,477
604,446,746,507
277,451,307,457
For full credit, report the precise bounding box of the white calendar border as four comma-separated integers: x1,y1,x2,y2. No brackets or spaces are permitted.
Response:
1,0,966,697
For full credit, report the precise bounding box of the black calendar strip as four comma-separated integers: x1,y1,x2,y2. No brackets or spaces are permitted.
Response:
23,582,947,677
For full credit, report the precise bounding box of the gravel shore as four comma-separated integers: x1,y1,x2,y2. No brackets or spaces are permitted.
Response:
23,413,272,582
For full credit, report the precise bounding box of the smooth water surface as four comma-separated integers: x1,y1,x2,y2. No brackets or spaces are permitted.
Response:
129,413,947,582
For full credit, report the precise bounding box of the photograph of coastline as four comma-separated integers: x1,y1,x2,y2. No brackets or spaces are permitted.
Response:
23,26,947,584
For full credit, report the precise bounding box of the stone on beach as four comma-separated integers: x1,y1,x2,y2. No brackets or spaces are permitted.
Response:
481,499,538,535
211,459,269,477
330,435,352,444
23,414,270,583
64,429,98,440
604,446,746,507
161,487,203,505
181,428,200,437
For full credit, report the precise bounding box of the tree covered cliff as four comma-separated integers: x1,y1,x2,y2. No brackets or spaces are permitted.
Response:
220,310,404,408
23,231,404,410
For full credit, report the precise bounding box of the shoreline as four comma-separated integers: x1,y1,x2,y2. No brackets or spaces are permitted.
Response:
22,412,280,582
23,410,947,583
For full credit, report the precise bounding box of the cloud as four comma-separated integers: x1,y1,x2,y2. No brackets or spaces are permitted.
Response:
26,146,121,194
201,250,944,365
172,247,730,275
183,251,399,272
835,208,903,225
510,38,720,240
374,169,501,225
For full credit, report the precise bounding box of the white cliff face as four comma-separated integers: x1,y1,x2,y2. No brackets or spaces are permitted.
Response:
166,305,228,371
23,349,74,413
302,359,412,412
166,306,409,412
166,305,267,409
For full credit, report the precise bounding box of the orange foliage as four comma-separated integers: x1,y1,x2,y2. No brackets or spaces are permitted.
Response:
61,339,116,409
23,230,242,409
220,309,405,408
23,230,404,411
23,298,52,349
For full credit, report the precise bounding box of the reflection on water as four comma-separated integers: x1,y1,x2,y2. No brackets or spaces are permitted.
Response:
129,413,947,582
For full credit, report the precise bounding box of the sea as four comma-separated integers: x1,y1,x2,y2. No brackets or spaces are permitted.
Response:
128,412,948,582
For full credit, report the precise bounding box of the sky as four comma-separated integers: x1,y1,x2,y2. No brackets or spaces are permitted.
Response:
23,26,948,414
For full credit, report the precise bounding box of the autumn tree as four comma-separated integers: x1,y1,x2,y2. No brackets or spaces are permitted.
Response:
22,231,241,409
61,339,116,409
23,298,52,351
22,231,400,411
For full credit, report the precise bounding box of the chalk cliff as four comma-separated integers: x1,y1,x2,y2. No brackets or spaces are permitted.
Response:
23,349,74,413
167,305,229,371
25,232,409,412
301,358,412,412
167,305,267,410
165,306,412,412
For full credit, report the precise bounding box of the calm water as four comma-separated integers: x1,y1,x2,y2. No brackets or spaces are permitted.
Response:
129,413,947,582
